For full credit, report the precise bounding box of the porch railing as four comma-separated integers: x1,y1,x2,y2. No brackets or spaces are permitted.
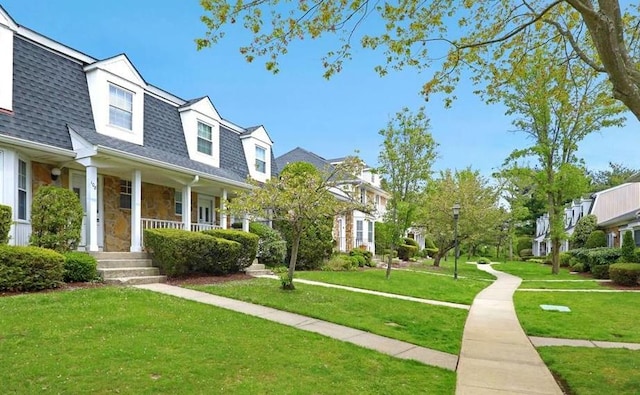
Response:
140,218,222,247
190,223,222,232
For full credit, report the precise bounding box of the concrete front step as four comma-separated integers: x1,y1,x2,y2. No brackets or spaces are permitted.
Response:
98,259,153,269
246,270,272,276
90,251,150,260
104,275,167,285
100,267,160,279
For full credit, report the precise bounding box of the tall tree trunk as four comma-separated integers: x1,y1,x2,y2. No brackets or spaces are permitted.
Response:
433,252,442,267
551,236,561,275
386,243,394,279
286,231,301,289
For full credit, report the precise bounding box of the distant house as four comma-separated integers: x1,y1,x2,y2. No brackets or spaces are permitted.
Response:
275,147,389,253
0,6,276,252
533,182,640,256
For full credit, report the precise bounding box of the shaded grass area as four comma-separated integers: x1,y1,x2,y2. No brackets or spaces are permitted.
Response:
539,347,640,395
295,267,491,304
519,280,607,290
192,278,467,354
493,261,579,280
514,291,640,342
0,287,456,394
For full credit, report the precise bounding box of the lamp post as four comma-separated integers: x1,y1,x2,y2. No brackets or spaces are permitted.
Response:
452,203,461,280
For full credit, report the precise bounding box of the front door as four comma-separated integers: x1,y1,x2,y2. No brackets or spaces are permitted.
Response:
71,172,104,249
198,196,214,225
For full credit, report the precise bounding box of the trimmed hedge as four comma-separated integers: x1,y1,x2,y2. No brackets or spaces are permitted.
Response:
569,247,622,271
63,251,98,282
585,230,607,249
621,231,636,262
30,186,83,253
0,204,11,244
477,257,491,264
590,264,610,279
0,245,64,291
609,263,640,286
397,244,418,261
559,252,571,267
144,228,242,276
349,248,374,267
202,229,259,270
249,222,286,266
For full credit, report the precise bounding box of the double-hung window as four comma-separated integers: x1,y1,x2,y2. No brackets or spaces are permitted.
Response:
197,122,213,155
255,146,266,173
17,159,27,220
175,190,183,216
109,84,133,130
120,180,132,209
356,220,363,244
367,221,373,243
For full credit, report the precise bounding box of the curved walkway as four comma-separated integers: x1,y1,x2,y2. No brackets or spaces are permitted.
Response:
456,264,563,395
135,283,458,371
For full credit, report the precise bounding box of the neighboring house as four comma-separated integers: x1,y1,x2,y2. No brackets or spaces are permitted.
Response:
0,7,276,252
533,182,640,256
275,147,389,253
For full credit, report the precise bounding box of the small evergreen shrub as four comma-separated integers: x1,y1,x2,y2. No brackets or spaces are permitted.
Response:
0,245,64,291
569,247,621,271
202,229,259,270
0,204,11,244
477,257,491,264
30,186,83,253
591,264,610,279
585,230,607,249
63,251,98,282
349,248,374,267
609,263,640,286
374,222,393,256
516,237,532,256
519,248,533,259
621,231,636,263
322,254,359,271
570,262,585,273
397,244,418,261
559,252,571,267
144,228,242,276
249,222,287,266
570,214,598,248
403,237,420,248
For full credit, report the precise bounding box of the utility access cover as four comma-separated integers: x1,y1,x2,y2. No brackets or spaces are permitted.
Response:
540,304,571,312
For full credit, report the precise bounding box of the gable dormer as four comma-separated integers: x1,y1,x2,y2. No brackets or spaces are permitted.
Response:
84,54,146,145
178,97,221,168
240,125,273,183
0,7,17,112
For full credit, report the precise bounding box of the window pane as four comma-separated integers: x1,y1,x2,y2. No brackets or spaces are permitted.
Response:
198,122,212,139
635,230,640,247
197,137,212,155
256,159,266,173
109,85,133,129
109,106,132,129
256,146,266,160
175,190,183,215
18,160,26,189
18,190,26,220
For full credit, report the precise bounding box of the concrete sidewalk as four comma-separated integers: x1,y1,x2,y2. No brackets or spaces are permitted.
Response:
456,265,563,395
135,283,458,371
530,336,640,350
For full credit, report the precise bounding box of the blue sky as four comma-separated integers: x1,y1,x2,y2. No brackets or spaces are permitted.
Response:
2,0,638,176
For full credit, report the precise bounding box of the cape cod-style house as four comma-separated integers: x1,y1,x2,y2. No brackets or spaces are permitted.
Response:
275,147,389,253
0,6,276,253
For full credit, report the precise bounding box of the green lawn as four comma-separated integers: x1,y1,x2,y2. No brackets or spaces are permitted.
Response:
493,261,579,280
191,278,467,354
539,347,640,395
514,291,640,342
0,287,455,394
295,267,491,304
409,259,496,281
519,280,607,289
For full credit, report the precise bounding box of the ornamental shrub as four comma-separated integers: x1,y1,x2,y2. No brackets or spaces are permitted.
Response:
516,237,532,256
349,248,374,267
249,222,286,266
322,254,358,271
0,245,64,291
570,214,598,248
621,231,636,263
519,248,533,259
397,244,418,261
559,252,571,267
477,257,491,264
585,230,607,249
591,264,610,279
62,251,98,282
374,222,393,256
30,186,83,253
144,228,242,276
609,263,640,286
570,262,585,273
202,229,259,270
275,216,333,270
0,204,11,244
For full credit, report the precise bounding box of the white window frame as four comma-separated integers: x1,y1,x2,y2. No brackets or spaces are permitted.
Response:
367,221,373,243
197,121,213,155
17,158,28,221
255,145,267,173
356,220,363,243
120,179,132,209
174,190,183,216
108,84,133,130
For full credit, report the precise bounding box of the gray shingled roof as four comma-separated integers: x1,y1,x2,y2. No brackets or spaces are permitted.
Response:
275,147,334,172
0,35,252,185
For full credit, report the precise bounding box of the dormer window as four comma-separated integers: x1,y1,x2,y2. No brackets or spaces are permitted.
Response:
255,146,266,173
197,122,213,155
109,84,133,130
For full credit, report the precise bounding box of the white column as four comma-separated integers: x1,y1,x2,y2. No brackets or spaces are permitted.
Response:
130,169,142,252
220,188,228,229
86,165,99,251
242,214,250,232
182,185,191,231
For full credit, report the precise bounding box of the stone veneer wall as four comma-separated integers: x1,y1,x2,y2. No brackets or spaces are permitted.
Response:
31,161,69,193
345,211,354,251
